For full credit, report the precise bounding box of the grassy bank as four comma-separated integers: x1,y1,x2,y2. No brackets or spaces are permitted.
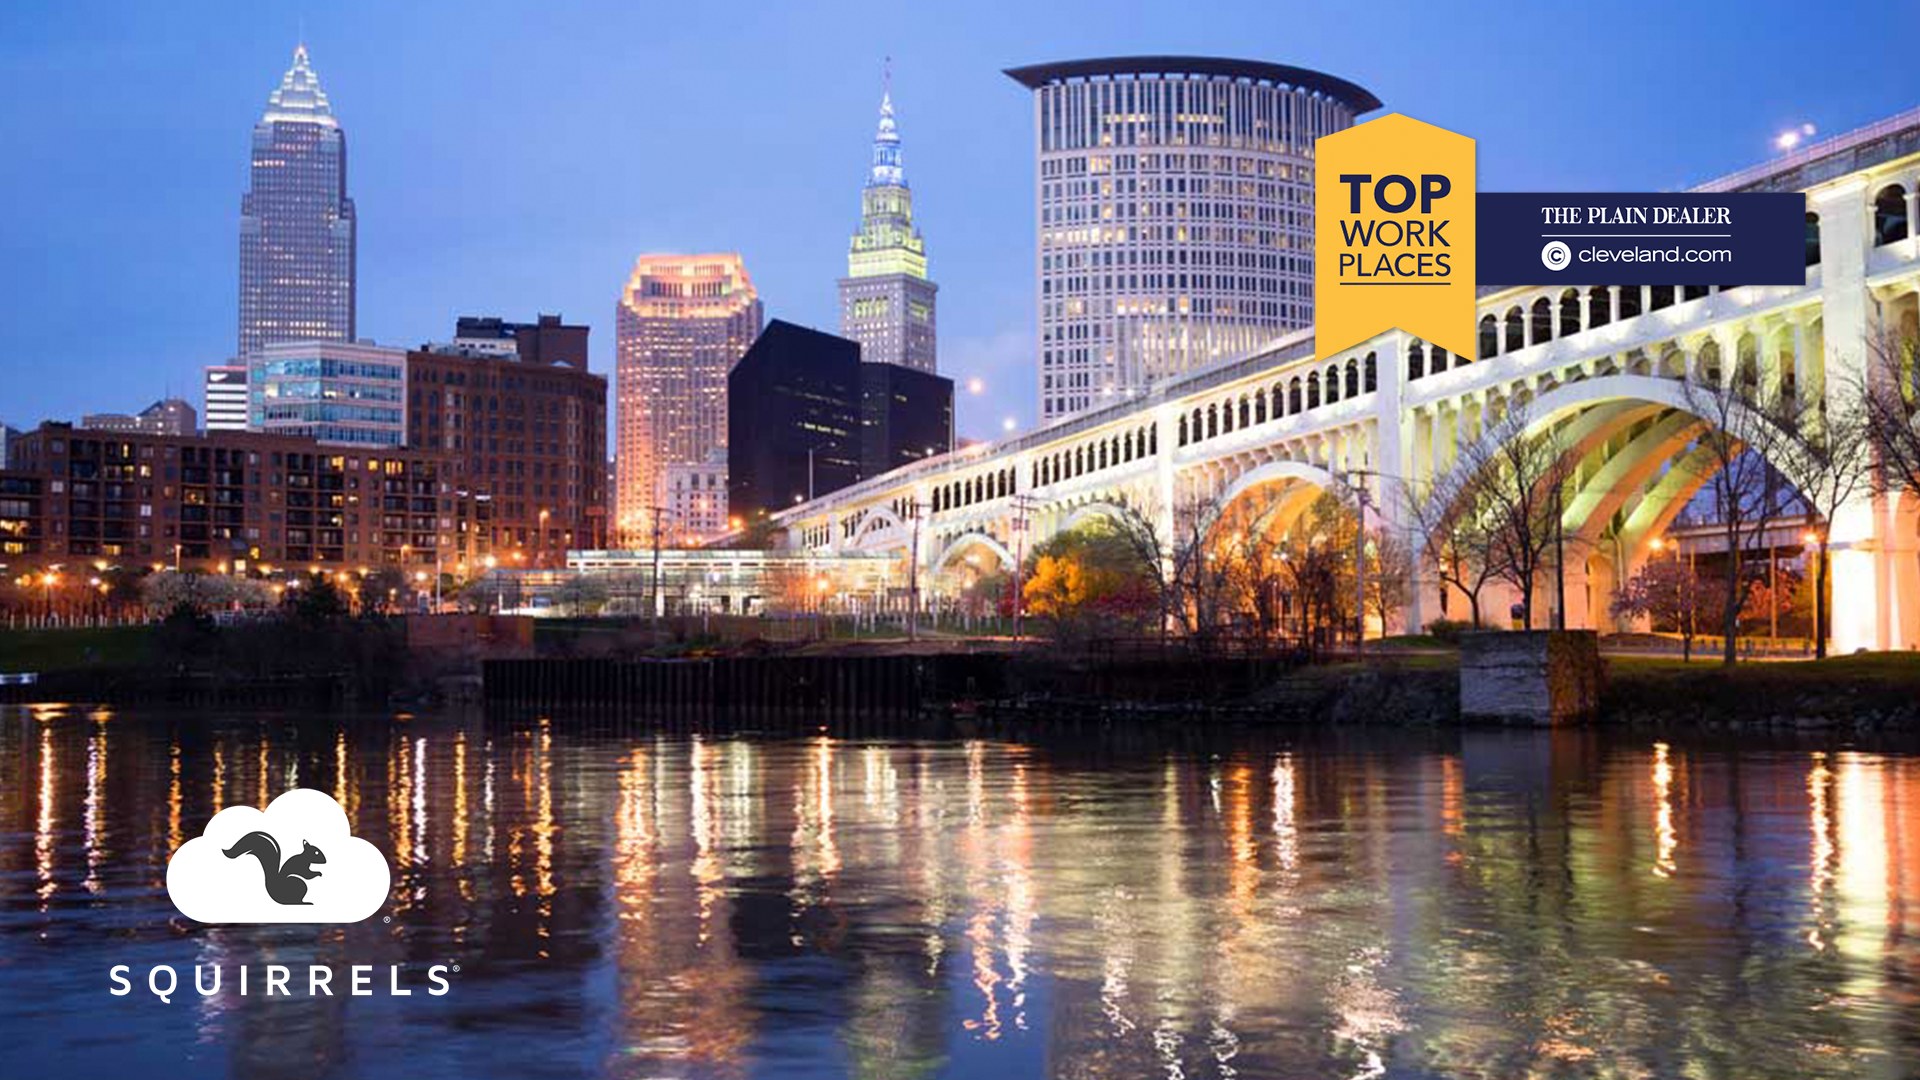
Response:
1602,652,1920,727
0,626,152,672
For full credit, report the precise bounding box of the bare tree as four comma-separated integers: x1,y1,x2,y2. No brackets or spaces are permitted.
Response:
1861,323,1920,499
1679,372,1814,665
1365,526,1414,635
1105,487,1235,638
1272,492,1356,656
1405,467,1499,629
1611,554,1713,662
1102,496,1184,639
1436,403,1578,630
1769,356,1874,658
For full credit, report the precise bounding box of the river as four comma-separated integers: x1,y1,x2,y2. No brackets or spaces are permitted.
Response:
3,704,1917,1078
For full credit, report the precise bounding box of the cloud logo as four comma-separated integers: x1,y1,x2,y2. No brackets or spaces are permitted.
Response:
166,788,390,923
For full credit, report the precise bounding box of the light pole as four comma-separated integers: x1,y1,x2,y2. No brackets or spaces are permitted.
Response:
1348,471,1374,659
906,500,927,642
645,504,680,626
1804,528,1827,658
1768,533,1779,644
1553,481,1567,632
1011,493,1038,642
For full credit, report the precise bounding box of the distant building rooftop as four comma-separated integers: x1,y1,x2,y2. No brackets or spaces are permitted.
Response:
1003,56,1380,113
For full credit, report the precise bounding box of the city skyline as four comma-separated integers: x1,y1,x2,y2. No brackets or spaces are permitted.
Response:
1,0,1911,444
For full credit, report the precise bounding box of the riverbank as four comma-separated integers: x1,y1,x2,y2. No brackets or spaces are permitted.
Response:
1602,653,1920,731
7,622,1920,730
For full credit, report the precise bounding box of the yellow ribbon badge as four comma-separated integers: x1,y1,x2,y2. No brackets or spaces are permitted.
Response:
1314,114,1476,360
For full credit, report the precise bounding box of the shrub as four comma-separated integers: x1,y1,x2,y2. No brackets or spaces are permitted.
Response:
1425,618,1475,645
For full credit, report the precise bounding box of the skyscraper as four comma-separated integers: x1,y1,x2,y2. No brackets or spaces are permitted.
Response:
237,44,356,358
614,254,762,543
838,76,938,373
1004,57,1379,420
727,321,953,524
727,321,863,522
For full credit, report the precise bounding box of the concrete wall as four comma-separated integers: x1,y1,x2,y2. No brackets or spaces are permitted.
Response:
1459,630,1602,725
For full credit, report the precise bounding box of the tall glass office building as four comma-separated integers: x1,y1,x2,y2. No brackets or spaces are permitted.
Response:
1004,57,1379,420
237,44,357,358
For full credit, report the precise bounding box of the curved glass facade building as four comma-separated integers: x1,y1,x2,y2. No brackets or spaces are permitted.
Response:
1005,57,1379,420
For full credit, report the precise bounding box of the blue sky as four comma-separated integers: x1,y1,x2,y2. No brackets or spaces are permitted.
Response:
0,0,1908,444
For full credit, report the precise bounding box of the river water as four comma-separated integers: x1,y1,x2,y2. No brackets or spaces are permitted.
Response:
2,704,1918,1078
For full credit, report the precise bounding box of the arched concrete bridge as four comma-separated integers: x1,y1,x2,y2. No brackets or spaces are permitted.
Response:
776,112,1920,653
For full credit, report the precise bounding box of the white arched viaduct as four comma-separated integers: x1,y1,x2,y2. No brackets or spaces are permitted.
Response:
774,122,1920,653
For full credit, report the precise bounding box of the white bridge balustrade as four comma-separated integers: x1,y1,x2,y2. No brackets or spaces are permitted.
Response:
773,110,1920,653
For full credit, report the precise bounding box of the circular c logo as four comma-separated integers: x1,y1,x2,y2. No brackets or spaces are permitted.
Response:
1541,241,1572,272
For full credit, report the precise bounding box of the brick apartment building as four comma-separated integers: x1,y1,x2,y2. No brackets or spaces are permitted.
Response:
407,315,608,566
0,424,479,576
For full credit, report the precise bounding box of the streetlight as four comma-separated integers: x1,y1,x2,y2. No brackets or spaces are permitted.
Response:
1774,123,1816,151
1803,528,1828,657
905,500,928,642
1011,493,1037,643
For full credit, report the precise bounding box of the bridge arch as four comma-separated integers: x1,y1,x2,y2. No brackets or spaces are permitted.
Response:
1208,459,1347,544
1214,459,1343,516
1058,499,1135,534
847,506,904,548
931,531,1016,575
1447,374,1802,493
1432,373,1817,630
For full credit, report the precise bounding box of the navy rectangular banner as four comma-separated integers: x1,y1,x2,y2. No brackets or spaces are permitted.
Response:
1476,192,1805,285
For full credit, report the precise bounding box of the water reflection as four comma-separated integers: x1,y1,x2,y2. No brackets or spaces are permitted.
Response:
3,709,1920,1078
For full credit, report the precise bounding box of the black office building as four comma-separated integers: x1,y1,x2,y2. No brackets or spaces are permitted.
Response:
860,363,953,478
728,321,863,521
728,320,955,523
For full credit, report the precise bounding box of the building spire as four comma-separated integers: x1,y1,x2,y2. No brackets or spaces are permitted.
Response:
868,61,904,188
263,41,337,128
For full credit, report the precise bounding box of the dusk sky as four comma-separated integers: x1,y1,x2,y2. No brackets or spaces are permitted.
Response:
1,0,1909,445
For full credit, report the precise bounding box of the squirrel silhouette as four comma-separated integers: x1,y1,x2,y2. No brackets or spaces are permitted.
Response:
222,830,326,905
